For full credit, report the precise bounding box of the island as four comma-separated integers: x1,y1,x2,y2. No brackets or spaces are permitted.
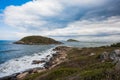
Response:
14,36,62,45
67,39,79,42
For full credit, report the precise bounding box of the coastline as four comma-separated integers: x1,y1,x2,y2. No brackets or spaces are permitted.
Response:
0,46,72,80
1,44,120,80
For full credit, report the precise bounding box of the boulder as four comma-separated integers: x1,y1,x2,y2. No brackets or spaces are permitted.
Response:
115,61,120,70
89,53,95,56
109,49,120,62
100,52,110,62
16,72,28,80
100,49,120,62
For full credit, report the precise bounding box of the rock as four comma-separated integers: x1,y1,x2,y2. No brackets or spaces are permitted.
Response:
101,52,109,60
37,69,46,73
14,41,24,44
46,55,50,57
16,72,28,80
30,68,43,74
44,46,70,69
32,60,46,64
109,49,120,62
115,61,120,70
114,49,120,56
53,46,69,51
90,53,95,56
100,49,120,62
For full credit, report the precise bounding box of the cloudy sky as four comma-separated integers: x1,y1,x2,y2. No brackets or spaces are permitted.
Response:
0,0,120,42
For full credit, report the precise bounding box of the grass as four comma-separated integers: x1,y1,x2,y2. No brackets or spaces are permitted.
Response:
24,71,46,80
41,68,79,80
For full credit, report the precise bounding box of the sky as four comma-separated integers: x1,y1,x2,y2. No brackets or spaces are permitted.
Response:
0,0,120,42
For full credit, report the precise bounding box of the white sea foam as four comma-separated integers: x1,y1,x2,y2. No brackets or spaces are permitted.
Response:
0,48,56,78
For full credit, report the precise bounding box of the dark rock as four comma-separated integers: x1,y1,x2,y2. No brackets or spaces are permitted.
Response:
46,55,50,57
32,60,46,64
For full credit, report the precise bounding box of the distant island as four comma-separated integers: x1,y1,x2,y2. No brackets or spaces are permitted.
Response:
14,36,62,45
67,39,79,42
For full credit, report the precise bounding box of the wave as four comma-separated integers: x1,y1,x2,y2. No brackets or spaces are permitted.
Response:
0,47,56,78
0,50,19,53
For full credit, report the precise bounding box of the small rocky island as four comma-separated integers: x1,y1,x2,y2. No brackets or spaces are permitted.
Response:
67,39,79,42
14,36,62,45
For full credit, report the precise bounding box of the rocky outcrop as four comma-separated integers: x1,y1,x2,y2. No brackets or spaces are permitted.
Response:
99,49,120,71
100,49,120,62
44,46,71,69
14,36,62,45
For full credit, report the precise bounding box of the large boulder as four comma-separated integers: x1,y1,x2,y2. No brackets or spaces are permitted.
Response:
16,72,28,80
100,49,120,62
14,36,62,45
109,49,120,62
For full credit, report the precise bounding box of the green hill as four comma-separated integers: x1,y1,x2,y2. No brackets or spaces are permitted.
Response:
67,39,79,42
14,36,62,45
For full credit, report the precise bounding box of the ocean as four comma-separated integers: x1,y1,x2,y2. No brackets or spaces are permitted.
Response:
0,40,112,78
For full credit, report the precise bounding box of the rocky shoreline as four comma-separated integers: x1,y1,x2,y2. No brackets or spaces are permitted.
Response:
0,46,71,80
1,44,120,80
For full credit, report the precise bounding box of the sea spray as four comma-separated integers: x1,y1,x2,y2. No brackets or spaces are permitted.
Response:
0,47,56,78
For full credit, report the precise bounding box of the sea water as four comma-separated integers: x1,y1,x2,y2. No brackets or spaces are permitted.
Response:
0,40,112,78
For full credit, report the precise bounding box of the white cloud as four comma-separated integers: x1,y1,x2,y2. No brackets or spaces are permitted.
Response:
3,0,108,31
2,0,120,42
4,0,63,31
45,16,120,42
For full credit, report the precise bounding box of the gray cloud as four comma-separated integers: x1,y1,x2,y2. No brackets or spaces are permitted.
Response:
2,0,120,41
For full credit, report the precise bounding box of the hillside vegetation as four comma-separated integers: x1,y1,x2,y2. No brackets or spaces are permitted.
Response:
14,36,62,45
24,44,120,80
67,39,79,42
110,42,120,47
